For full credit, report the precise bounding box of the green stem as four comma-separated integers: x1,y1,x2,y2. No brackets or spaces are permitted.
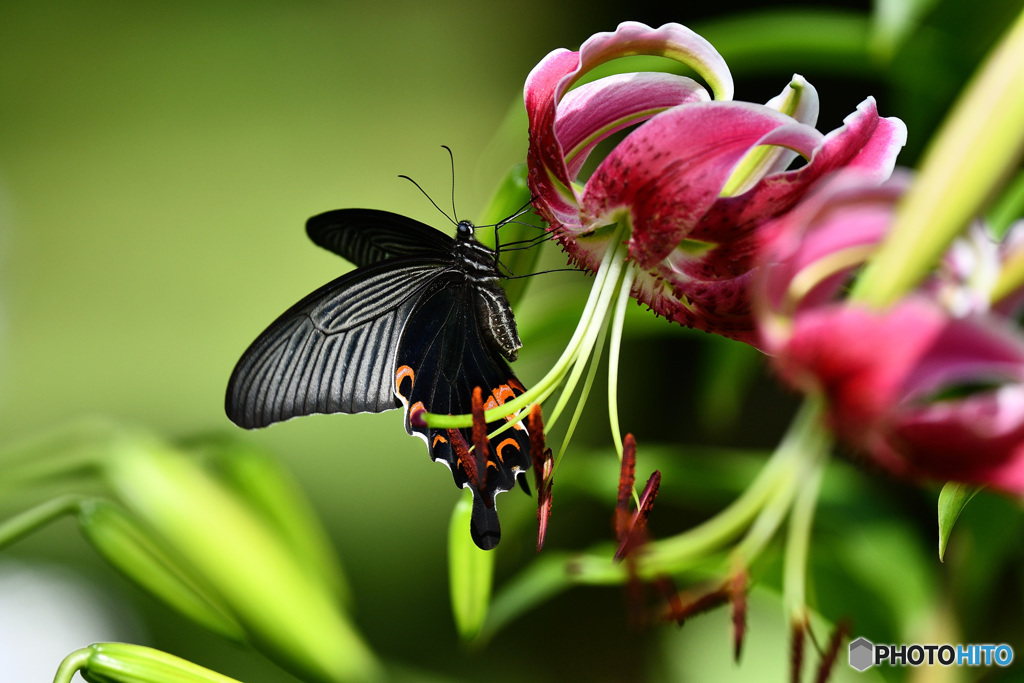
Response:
52,648,92,683
783,443,827,621
545,249,625,430
0,495,83,549
646,401,823,574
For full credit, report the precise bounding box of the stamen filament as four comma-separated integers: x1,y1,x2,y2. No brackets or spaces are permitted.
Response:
608,261,637,460
782,441,827,623
552,302,612,468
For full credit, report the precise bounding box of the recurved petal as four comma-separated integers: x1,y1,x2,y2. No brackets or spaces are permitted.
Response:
557,72,711,179
568,22,734,102
755,172,910,348
680,100,905,283
525,22,734,235
804,97,907,183
526,48,584,231
886,386,1024,493
580,101,805,267
725,75,821,194
773,299,948,443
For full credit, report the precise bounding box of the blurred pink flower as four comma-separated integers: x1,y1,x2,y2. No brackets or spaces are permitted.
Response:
757,172,1024,493
525,21,907,344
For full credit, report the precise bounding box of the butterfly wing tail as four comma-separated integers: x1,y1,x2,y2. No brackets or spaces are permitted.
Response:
470,491,501,550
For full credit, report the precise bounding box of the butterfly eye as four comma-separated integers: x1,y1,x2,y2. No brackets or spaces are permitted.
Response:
457,220,475,239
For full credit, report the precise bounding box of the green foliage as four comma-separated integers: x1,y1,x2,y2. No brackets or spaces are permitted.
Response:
447,491,495,640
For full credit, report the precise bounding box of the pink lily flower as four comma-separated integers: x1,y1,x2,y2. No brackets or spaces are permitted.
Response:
757,172,1024,493
525,21,907,345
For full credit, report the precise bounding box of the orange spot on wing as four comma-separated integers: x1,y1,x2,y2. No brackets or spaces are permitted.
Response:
495,437,519,462
395,365,415,401
432,433,448,448
491,384,517,404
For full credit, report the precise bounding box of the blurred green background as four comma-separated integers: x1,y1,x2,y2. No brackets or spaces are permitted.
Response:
2,0,1024,681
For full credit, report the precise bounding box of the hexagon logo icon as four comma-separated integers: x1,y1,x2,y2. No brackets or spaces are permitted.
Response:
849,637,874,671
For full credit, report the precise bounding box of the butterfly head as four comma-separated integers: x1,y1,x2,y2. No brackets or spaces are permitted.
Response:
456,220,476,241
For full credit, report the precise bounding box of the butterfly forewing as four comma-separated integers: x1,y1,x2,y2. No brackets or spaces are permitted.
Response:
307,209,453,266
225,258,449,428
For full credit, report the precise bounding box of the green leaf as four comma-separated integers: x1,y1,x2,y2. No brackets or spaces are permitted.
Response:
447,490,495,640
192,436,351,606
107,445,379,683
938,482,982,561
77,498,245,642
871,0,941,59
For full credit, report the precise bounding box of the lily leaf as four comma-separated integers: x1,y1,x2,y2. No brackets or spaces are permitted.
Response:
938,482,982,561
448,491,495,640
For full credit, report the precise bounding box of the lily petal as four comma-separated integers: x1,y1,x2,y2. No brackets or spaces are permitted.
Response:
558,72,711,179
525,22,734,235
581,101,805,267
726,75,821,193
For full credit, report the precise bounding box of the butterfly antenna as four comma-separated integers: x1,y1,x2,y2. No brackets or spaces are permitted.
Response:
398,173,457,227
442,145,459,224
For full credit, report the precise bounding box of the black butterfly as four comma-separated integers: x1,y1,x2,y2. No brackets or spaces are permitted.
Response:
225,208,532,550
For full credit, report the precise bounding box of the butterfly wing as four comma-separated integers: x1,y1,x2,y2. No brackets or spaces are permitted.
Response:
306,209,454,267
225,257,449,429
393,280,531,550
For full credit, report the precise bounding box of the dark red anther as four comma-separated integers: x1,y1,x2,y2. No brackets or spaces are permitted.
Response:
471,387,489,492
662,582,730,626
731,570,748,662
449,428,478,490
615,469,661,560
813,619,851,683
652,576,684,625
528,404,547,491
527,404,554,552
791,615,807,683
536,472,553,552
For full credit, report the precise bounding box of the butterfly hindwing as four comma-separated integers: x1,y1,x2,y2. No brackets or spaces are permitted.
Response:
307,209,454,267
393,281,531,549
225,258,450,428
